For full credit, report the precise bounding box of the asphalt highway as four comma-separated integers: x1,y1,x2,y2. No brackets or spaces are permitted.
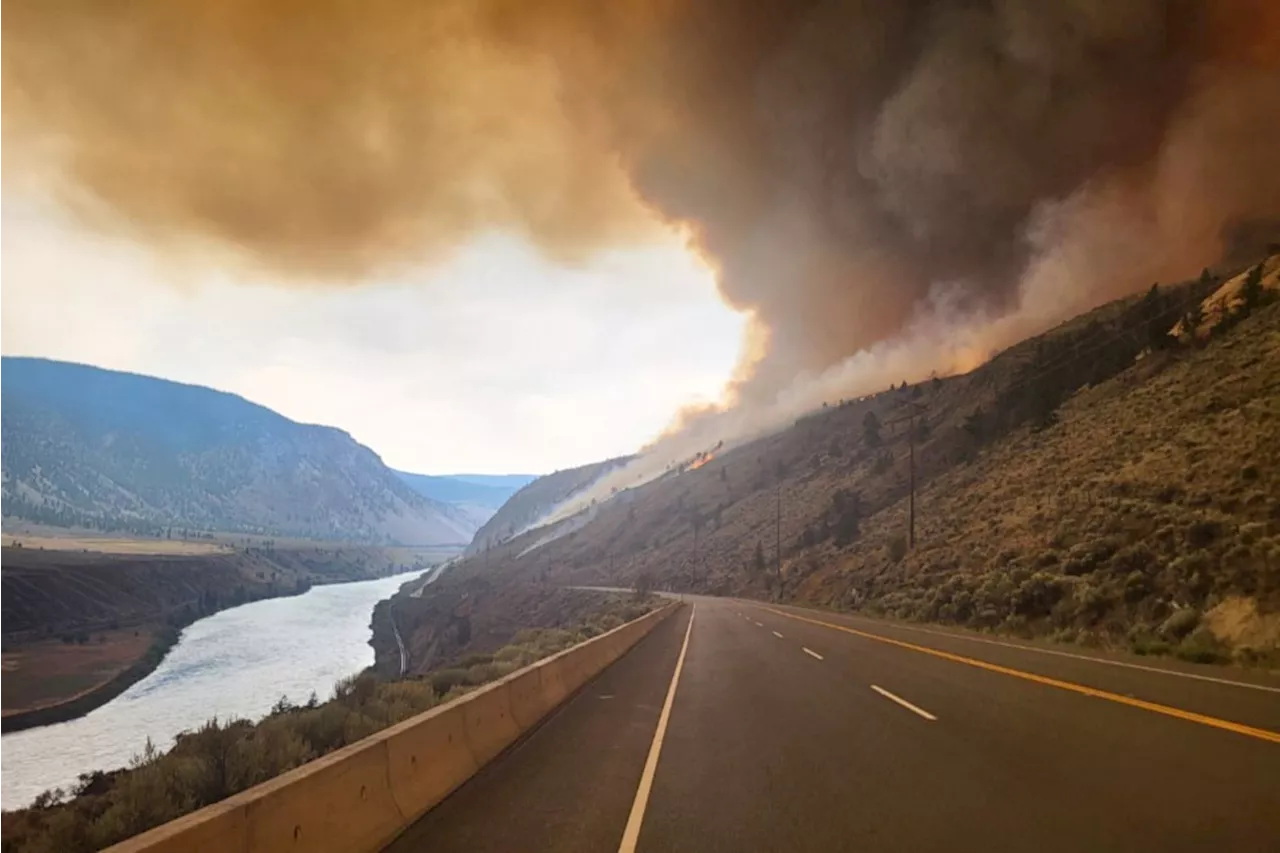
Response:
386,595,1280,853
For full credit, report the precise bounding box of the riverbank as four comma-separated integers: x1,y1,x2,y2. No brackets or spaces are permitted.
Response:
2,544,455,732
2,624,178,734
1,573,423,808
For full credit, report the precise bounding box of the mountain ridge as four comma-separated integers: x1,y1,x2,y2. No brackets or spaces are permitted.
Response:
394,471,528,509
1,357,475,545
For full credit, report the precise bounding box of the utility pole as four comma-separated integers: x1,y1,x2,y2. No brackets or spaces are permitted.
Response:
908,422,916,550
887,401,928,550
774,460,785,585
775,479,781,578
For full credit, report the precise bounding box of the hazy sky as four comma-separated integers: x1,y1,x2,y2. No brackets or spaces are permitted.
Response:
1,196,746,474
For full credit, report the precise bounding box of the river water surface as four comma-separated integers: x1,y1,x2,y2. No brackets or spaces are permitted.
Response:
1,573,413,809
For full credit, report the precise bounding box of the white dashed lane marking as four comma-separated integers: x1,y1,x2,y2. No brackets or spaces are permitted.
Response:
871,685,937,721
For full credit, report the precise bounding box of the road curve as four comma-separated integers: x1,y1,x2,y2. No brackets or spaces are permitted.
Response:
385,595,1280,853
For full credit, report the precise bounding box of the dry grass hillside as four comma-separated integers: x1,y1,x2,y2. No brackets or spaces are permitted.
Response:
465,455,632,554
798,297,1280,663
432,255,1279,666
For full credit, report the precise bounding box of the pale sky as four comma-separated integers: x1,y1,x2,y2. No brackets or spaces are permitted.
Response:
1,196,747,474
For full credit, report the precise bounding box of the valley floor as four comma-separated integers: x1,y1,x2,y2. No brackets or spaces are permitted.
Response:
2,629,154,716
1,542,448,731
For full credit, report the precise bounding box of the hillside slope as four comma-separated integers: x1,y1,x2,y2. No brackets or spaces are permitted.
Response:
464,456,633,555
1,358,474,545
437,256,1280,663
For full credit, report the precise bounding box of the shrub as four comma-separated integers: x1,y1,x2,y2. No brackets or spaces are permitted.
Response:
1111,544,1155,575
333,672,378,706
465,661,519,685
1238,522,1265,545
1062,538,1119,576
1076,582,1117,624
1175,627,1228,664
1130,636,1171,656
1158,608,1200,640
887,536,908,563
292,702,351,754
428,668,471,696
1123,570,1151,603
493,644,526,663
1002,613,1031,637
1012,572,1065,618
974,606,1002,628
1186,519,1222,549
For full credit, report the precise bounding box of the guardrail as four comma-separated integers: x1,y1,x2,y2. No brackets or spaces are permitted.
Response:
102,601,678,853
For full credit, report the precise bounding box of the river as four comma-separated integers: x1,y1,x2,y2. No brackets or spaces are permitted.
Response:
1,572,414,809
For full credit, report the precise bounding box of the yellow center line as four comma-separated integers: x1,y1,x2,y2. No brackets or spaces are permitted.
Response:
762,606,1280,745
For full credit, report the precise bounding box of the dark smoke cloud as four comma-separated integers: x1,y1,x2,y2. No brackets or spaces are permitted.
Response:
580,0,1278,402
5,0,1279,403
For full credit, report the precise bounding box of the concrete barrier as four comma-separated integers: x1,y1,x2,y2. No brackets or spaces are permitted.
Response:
536,652,572,708
244,741,403,853
460,679,521,766
103,601,678,853
384,703,475,825
507,666,553,730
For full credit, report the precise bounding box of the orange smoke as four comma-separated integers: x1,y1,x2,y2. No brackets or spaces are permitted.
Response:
1203,0,1280,68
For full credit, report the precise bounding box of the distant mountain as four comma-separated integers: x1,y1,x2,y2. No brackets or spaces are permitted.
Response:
394,472,531,510
395,471,535,530
1,357,477,545
448,474,538,489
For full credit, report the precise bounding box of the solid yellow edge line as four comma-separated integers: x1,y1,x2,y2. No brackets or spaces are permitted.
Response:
763,606,1280,745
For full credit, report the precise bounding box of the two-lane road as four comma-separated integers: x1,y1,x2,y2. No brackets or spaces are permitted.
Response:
387,595,1280,852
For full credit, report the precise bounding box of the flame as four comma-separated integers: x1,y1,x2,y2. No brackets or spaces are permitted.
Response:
686,451,716,472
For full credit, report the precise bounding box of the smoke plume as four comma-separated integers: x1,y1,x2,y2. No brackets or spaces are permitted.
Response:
5,0,1279,410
